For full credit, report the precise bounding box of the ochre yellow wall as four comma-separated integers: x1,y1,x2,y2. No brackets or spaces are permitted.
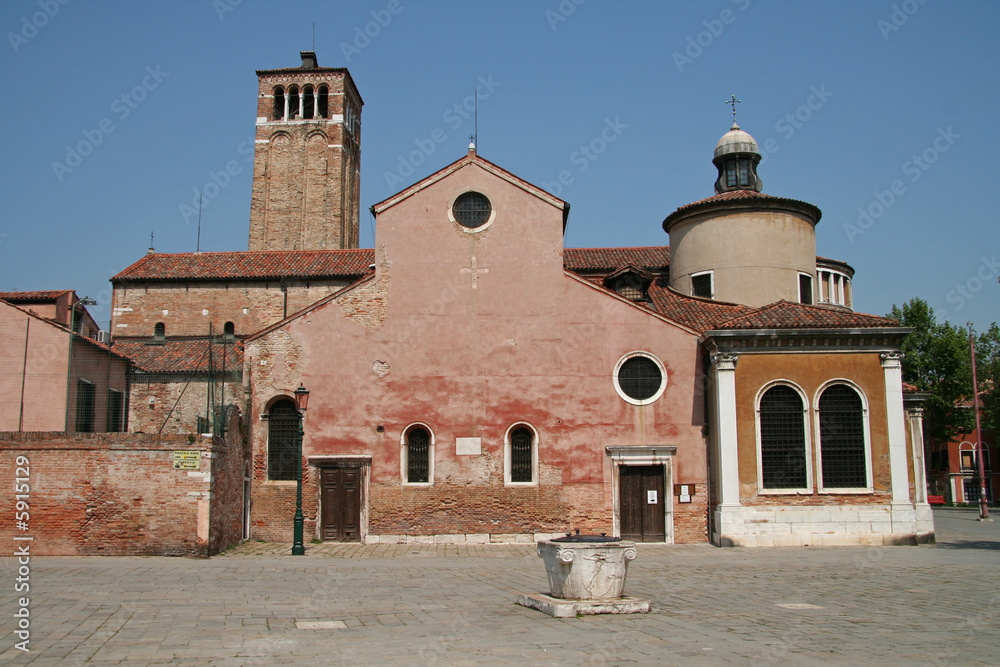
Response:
734,352,891,505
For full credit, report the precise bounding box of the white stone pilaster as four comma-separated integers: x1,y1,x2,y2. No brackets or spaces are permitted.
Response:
881,352,910,505
712,353,741,508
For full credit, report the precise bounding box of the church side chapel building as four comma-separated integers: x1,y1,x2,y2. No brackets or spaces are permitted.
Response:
112,52,933,547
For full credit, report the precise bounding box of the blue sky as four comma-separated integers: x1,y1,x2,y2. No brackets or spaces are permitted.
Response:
1,0,996,332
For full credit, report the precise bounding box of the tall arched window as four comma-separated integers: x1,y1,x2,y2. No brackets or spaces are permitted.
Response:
510,427,534,483
302,85,315,119
273,86,285,120
317,85,329,118
818,384,868,489
267,399,299,481
406,427,430,483
758,385,808,490
287,86,300,119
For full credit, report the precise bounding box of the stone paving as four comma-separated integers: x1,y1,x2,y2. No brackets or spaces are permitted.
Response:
2,508,999,665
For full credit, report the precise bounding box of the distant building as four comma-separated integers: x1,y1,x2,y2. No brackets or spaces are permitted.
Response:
927,426,997,505
0,291,130,432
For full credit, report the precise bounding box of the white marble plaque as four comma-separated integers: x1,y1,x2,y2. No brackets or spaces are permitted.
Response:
456,437,481,455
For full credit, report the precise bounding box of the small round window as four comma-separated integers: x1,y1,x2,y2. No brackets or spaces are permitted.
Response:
614,354,667,405
453,191,492,228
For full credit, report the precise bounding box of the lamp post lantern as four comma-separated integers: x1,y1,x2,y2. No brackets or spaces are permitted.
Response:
292,383,310,555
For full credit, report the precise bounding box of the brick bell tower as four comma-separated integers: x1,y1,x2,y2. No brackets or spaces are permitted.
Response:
249,51,362,251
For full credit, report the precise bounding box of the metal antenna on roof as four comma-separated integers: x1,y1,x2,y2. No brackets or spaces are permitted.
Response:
726,94,741,123
474,87,478,149
196,193,203,253
312,22,315,51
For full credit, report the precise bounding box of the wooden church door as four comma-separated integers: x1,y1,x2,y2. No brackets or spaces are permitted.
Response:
620,465,666,542
320,464,362,542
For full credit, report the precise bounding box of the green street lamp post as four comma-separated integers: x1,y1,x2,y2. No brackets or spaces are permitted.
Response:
292,383,310,555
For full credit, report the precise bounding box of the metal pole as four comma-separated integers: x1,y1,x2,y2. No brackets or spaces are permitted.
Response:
292,407,305,554
968,323,989,520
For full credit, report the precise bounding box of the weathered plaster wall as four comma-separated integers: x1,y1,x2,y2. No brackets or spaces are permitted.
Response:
247,159,708,542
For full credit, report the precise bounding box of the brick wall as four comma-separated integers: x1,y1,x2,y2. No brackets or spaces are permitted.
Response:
128,377,245,436
674,492,708,543
0,425,245,556
208,407,248,553
249,70,361,252
112,280,352,339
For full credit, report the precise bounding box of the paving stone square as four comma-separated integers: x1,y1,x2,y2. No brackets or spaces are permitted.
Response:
2,508,998,665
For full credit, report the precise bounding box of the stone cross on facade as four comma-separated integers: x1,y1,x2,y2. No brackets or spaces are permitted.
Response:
460,255,489,289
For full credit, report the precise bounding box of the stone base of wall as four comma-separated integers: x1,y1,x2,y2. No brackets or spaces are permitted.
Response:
365,532,566,545
712,503,936,547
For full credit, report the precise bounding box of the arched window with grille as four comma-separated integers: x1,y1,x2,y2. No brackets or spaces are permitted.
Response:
406,427,430,483
267,399,299,481
758,385,809,491
506,425,536,484
817,384,870,490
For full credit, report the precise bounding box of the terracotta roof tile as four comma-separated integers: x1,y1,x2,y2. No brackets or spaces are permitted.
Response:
112,250,375,282
113,340,243,373
564,247,669,272
646,281,754,331
0,290,73,302
715,300,898,330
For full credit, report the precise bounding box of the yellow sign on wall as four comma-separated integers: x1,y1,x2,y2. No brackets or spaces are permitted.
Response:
172,450,201,470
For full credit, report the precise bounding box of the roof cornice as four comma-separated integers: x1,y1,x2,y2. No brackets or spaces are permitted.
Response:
663,193,821,233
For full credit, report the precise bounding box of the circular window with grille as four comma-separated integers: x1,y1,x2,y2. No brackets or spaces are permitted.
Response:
451,191,493,230
613,353,667,405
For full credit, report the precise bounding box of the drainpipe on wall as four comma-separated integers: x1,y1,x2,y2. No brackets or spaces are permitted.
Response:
18,318,30,431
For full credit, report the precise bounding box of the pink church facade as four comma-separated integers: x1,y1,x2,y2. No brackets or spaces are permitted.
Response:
245,149,710,543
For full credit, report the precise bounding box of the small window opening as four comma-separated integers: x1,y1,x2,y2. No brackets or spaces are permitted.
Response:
273,86,285,120
691,273,713,298
288,86,300,119
510,427,533,483
317,85,329,118
407,427,430,483
738,158,752,187
223,321,235,338
799,274,813,305
154,322,166,338
302,85,315,119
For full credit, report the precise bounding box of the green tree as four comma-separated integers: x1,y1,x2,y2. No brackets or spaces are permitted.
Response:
887,298,977,442
973,322,1000,437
